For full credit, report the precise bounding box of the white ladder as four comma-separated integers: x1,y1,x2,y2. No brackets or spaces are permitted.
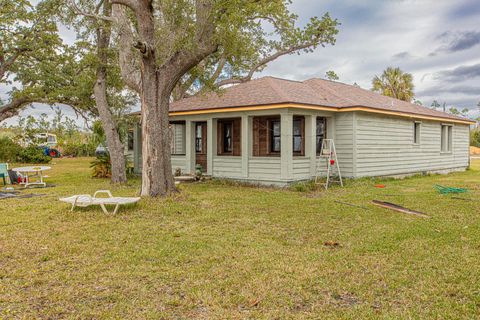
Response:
315,139,343,190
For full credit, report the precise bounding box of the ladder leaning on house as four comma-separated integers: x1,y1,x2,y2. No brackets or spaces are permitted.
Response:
315,139,343,190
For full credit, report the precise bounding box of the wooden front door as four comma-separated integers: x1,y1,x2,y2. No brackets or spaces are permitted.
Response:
195,122,207,172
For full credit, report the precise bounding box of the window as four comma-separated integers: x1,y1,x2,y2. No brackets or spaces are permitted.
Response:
441,124,453,153
413,122,421,144
195,123,203,153
293,117,305,155
316,117,327,155
222,121,233,153
127,131,134,151
170,123,186,155
270,120,281,153
217,118,241,156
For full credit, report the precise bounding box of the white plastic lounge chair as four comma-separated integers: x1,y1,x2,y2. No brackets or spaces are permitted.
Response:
59,190,140,214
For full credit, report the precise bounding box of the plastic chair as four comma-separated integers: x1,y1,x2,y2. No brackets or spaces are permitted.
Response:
0,163,8,185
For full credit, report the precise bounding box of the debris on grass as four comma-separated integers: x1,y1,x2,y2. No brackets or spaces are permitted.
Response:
451,196,473,201
332,292,359,307
372,200,430,218
249,298,261,307
0,192,46,200
324,241,341,247
334,200,369,210
374,184,386,188
435,185,468,194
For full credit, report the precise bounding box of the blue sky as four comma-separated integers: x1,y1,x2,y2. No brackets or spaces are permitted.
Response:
1,0,479,126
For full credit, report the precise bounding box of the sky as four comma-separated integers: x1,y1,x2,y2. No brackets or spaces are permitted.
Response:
1,0,479,126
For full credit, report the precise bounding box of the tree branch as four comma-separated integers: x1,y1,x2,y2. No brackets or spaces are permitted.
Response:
216,41,318,87
110,0,138,12
68,0,116,22
0,48,30,81
112,4,141,93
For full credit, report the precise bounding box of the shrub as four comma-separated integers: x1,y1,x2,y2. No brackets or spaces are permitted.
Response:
470,129,480,148
90,155,112,178
0,137,20,162
290,180,318,192
17,146,51,164
61,140,96,157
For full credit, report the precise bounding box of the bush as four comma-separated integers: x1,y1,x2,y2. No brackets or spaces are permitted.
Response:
470,129,480,148
0,137,20,162
290,180,318,192
61,140,96,157
90,155,111,178
17,146,52,164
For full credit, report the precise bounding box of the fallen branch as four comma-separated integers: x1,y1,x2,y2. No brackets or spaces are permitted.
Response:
372,200,430,218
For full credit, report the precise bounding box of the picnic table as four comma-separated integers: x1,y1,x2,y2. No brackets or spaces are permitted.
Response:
12,166,51,188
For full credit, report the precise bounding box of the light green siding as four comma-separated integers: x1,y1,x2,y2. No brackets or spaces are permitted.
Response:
333,113,355,177
213,156,242,178
354,112,469,177
132,108,470,183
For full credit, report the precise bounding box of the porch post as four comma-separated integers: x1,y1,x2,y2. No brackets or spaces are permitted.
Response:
185,120,195,174
306,115,317,177
280,112,293,180
241,114,250,178
207,118,214,175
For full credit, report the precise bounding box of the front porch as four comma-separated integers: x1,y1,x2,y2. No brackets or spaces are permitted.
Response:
133,108,338,185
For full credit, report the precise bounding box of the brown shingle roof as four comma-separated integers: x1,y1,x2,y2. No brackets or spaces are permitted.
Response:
167,76,472,123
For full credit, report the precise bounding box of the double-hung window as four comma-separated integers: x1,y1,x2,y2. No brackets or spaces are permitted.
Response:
413,122,421,145
195,123,203,153
270,120,281,153
316,117,327,155
441,124,453,153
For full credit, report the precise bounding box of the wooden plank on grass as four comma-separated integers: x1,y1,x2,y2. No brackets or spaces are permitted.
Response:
372,200,430,218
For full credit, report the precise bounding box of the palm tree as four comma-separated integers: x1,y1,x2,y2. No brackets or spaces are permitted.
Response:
371,67,415,102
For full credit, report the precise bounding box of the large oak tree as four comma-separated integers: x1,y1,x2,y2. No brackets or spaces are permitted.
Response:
74,0,339,197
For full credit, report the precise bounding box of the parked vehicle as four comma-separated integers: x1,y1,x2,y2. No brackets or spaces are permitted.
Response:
21,133,61,158
95,144,109,157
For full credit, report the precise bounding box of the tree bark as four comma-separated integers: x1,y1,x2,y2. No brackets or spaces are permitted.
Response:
94,1,127,184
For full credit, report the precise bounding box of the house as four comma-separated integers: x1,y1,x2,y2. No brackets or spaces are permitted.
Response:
129,76,474,185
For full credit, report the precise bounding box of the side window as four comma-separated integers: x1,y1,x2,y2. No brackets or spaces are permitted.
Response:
170,123,186,155
292,117,304,155
441,124,453,152
270,120,281,153
127,131,134,151
195,124,203,153
222,121,233,153
316,117,327,155
413,122,421,144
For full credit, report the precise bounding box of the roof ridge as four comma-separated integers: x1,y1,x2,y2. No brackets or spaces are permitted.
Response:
304,78,359,105
265,77,294,101
261,76,304,84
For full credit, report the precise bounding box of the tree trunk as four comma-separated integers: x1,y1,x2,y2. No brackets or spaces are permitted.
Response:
132,0,176,197
137,48,176,196
94,75,127,184
94,1,127,184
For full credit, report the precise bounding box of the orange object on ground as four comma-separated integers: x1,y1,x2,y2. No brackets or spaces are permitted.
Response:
375,184,386,188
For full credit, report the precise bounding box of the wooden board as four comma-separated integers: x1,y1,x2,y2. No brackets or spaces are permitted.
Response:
372,200,430,218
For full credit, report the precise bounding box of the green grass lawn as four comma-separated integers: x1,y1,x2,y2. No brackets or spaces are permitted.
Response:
1,158,479,319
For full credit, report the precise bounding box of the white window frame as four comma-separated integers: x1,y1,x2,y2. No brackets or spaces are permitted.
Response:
413,121,421,145
440,123,453,153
